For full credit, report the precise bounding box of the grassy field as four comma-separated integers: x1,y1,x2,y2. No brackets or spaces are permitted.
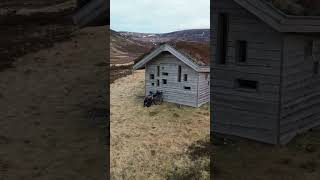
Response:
0,26,108,180
110,70,210,179
213,129,320,180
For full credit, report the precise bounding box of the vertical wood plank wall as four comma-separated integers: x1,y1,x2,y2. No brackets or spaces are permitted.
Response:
279,35,320,144
198,73,210,107
211,0,283,144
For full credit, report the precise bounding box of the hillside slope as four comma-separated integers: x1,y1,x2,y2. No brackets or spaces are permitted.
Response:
119,29,210,44
110,29,151,64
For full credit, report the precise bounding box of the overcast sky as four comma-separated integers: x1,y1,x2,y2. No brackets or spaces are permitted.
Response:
110,0,210,33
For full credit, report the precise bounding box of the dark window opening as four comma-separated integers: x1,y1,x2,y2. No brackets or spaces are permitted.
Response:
236,79,258,90
157,66,160,76
236,40,247,63
305,40,313,57
150,74,154,79
216,13,228,64
184,86,191,90
184,74,188,81
162,72,168,76
162,79,167,84
178,66,182,82
314,61,319,75
157,80,160,86
151,83,155,86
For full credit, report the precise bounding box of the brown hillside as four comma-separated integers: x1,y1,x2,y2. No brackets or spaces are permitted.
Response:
110,30,152,64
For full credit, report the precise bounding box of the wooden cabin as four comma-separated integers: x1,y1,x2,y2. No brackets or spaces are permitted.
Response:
133,42,210,107
211,0,320,144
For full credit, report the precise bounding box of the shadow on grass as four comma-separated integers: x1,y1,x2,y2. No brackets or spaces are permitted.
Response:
211,129,320,180
165,138,212,180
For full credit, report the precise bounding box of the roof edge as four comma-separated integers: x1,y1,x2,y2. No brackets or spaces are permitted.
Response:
133,44,206,72
233,0,320,33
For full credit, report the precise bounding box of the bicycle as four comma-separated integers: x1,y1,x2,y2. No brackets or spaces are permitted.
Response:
144,91,163,107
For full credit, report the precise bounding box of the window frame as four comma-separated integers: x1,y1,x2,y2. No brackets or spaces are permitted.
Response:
162,79,167,85
236,40,247,63
216,13,228,65
314,61,319,75
184,74,188,81
305,40,313,59
178,65,182,82
235,79,259,92
157,66,160,77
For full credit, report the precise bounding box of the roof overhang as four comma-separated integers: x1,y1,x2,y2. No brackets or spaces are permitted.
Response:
233,0,320,33
133,44,209,73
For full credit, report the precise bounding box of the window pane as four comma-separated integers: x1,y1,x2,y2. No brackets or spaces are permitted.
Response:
314,61,319,75
162,79,167,84
237,40,247,62
236,79,258,90
217,13,228,64
178,66,181,82
184,74,188,81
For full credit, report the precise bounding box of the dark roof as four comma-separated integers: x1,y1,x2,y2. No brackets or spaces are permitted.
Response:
134,41,209,66
267,0,320,16
233,0,320,32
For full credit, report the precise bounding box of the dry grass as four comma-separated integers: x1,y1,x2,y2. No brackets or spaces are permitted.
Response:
213,130,320,180
0,26,108,180
110,70,210,179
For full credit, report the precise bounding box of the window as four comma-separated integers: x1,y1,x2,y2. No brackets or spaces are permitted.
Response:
157,66,160,76
178,65,182,82
216,13,228,64
184,74,188,81
150,74,154,79
305,40,313,58
151,83,155,86
236,79,258,90
162,79,167,84
314,61,319,75
184,86,191,90
157,79,160,86
162,72,168,76
236,40,247,63
205,73,209,80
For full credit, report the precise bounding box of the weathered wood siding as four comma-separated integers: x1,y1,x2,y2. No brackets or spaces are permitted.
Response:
197,72,210,107
279,35,320,144
211,0,283,144
145,52,199,107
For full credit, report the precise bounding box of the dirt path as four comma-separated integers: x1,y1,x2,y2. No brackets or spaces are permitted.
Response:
110,70,210,179
0,26,108,180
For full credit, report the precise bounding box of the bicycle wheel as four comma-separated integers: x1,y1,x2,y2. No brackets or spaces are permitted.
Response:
144,98,152,107
157,96,163,105
154,96,163,105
